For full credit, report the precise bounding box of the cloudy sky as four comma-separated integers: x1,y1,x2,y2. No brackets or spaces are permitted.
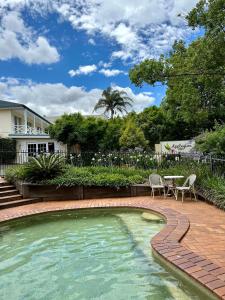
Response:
0,0,200,116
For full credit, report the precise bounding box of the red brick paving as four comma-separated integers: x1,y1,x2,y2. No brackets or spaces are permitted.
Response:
0,196,225,299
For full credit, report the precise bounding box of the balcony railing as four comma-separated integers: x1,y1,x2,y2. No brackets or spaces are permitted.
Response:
11,125,49,135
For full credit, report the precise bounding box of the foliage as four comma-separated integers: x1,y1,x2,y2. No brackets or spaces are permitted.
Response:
0,138,16,162
24,154,66,182
136,106,167,149
5,154,66,183
195,124,225,154
93,87,133,119
5,165,28,183
129,0,225,139
157,160,225,210
99,117,123,150
81,117,107,152
49,113,87,147
89,151,157,169
44,166,149,188
119,119,148,150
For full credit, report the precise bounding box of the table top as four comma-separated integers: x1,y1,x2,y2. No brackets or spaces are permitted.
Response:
164,175,184,179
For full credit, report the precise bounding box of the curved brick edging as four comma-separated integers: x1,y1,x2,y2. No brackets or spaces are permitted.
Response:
0,200,225,299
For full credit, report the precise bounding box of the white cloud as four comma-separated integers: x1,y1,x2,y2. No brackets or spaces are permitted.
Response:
68,64,97,77
112,85,155,112
54,0,199,62
98,61,112,68
88,38,96,45
69,65,127,77
0,77,155,115
0,11,59,64
0,1,199,63
99,69,127,77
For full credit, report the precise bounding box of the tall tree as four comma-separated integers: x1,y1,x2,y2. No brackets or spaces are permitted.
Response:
49,113,87,149
93,87,133,119
119,119,148,150
129,0,225,139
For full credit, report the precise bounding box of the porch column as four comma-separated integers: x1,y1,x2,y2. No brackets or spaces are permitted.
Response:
33,115,36,133
41,119,43,133
24,109,28,134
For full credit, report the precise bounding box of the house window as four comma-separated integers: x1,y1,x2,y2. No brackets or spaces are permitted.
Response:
28,143,50,155
48,143,55,153
38,143,47,153
28,144,37,156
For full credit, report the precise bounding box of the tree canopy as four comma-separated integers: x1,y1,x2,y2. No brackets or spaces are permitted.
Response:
129,0,225,139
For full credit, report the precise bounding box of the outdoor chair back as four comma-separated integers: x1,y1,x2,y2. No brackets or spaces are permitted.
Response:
149,174,165,198
149,174,164,187
183,174,196,188
175,174,197,202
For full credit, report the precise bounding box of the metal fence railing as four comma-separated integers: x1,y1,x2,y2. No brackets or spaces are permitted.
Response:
0,150,225,177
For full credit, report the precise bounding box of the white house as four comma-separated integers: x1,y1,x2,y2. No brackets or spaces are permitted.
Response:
0,99,67,154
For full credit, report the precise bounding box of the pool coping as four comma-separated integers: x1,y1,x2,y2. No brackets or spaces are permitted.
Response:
1,200,225,299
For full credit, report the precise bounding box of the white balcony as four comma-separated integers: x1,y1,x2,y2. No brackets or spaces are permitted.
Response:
11,125,49,136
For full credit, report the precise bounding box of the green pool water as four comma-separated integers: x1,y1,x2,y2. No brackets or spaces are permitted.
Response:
0,209,214,300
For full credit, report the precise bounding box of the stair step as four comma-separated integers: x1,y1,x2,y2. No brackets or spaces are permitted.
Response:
0,181,9,187
0,190,19,197
0,185,16,191
0,194,23,203
0,198,41,209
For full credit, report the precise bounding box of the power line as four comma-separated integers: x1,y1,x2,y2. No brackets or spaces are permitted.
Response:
163,72,225,78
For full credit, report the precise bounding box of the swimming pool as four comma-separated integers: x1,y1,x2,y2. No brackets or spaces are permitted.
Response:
0,209,215,299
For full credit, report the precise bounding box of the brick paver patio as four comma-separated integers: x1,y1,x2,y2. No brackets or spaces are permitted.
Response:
0,196,225,299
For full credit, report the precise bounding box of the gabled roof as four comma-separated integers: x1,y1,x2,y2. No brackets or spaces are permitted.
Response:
0,99,51,124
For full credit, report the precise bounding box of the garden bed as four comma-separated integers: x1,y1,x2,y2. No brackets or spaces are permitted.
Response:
16,181,150,200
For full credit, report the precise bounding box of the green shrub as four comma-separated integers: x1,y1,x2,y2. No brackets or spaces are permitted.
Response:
0,138,16,162
24,154,66,182
6,154,66,183
44,166,148,188
157,161,225,210
5,165,27,183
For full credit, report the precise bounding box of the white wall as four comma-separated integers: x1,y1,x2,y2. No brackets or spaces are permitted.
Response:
16,139,67,152
0,110,12,137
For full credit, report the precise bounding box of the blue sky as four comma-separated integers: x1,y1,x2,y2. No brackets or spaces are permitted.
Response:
0,0,200,116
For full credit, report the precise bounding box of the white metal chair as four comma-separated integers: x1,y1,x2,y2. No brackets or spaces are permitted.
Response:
149,174,166,198
175,174,197,202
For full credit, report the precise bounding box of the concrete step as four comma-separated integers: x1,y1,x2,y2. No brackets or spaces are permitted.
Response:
0,189,19,197
0,185,16,191
0,194,23,203
0,198,41,209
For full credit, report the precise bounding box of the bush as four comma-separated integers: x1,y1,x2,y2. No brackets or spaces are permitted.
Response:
44,166,149,188
5,165,27,183
157,161,225,210
6,154,66,183
0,138,16,162
24,154,66,182
195,124,225,154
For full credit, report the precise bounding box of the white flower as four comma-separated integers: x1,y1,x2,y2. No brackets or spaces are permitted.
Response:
92,158,95,161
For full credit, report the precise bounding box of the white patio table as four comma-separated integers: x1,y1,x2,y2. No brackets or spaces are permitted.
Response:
163,175,184,198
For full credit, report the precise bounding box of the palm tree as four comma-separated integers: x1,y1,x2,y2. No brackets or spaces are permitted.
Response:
93,87,133,118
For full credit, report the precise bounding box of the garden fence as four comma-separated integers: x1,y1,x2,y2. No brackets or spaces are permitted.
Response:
0,150,225,177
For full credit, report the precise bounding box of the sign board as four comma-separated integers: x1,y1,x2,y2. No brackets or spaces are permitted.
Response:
160,140,195,153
